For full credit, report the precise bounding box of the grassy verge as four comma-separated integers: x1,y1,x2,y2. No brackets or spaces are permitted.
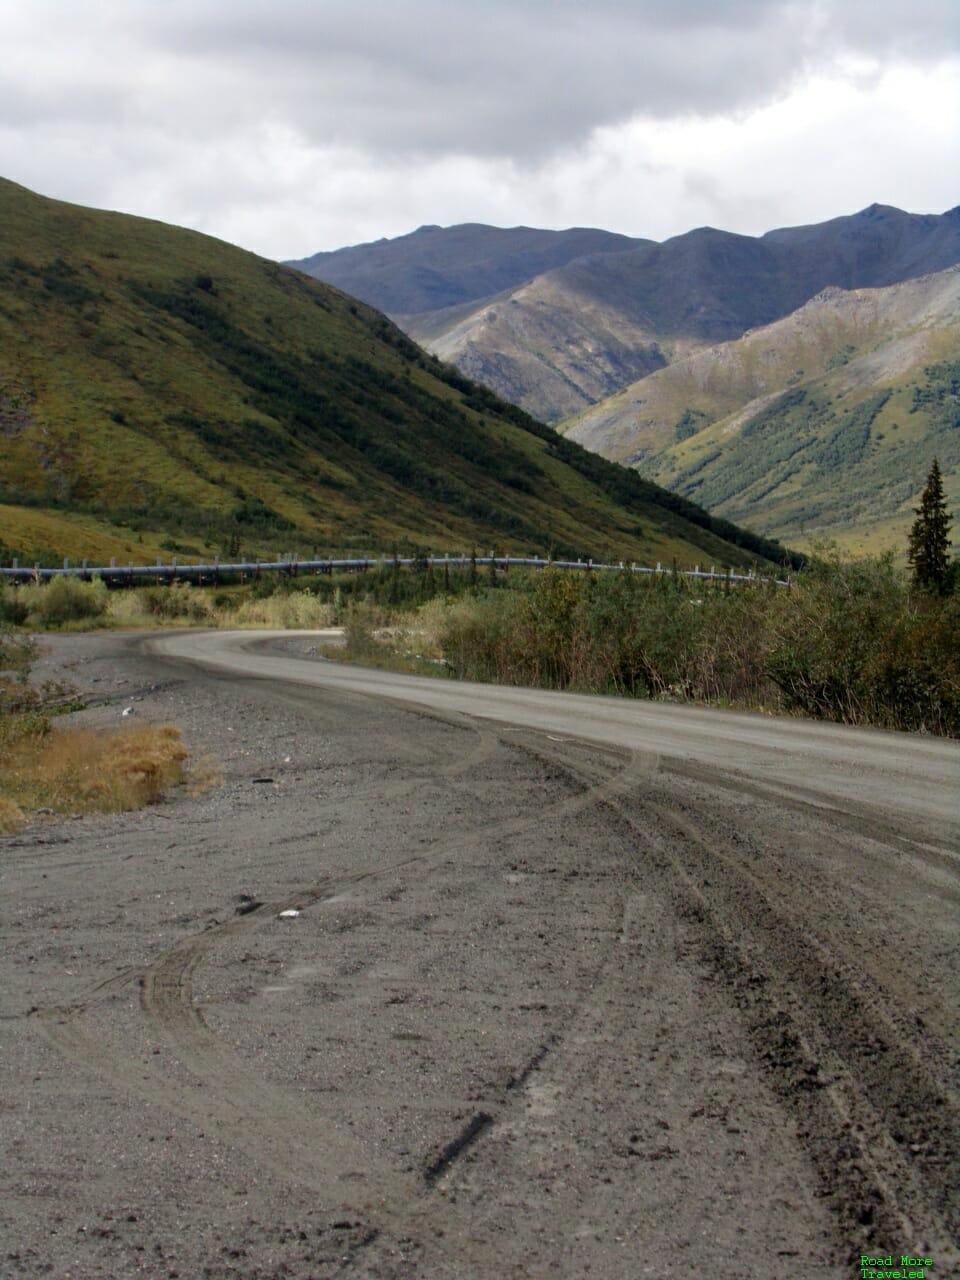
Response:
0,714,196,832
0,554,487,631
1,575,340,630
0,620,217,832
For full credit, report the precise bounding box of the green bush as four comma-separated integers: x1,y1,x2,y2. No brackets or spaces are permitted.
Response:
765,555,960,733
0,624,37,714
21,576,108,628
436,558,960,735
0,584,30,626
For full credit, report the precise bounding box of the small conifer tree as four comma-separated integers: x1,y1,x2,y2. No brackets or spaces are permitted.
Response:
907,458,952,593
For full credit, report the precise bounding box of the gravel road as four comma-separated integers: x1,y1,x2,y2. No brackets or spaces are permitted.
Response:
2,630,958,1280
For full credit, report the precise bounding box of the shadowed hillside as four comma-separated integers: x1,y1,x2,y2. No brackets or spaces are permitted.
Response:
0,178,791,570
287,223,648,317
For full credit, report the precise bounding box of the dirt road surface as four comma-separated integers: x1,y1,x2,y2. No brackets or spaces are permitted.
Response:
2,630,958,1279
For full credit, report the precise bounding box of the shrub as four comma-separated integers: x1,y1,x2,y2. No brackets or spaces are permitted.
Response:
21,576,108,627
0,585,29,626
136,583,216,623
0,625,37,713
760,553,956,730
434,558,960,735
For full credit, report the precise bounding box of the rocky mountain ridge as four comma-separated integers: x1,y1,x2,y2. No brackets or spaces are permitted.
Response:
291,204,960,425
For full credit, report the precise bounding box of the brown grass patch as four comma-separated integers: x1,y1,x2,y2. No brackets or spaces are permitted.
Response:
183,750,224,796
0,796,26,833
0,719,194,828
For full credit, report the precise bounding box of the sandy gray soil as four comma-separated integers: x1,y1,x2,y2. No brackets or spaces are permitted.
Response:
2,631,958,1279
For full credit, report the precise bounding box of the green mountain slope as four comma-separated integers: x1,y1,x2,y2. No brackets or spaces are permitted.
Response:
564,270,960,553
0,178,789,570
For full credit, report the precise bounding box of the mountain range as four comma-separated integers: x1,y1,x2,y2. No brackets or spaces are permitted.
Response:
291,205,960,421
567,268,960,553
288,224,648,318
0,177,787,570
292,205,960,550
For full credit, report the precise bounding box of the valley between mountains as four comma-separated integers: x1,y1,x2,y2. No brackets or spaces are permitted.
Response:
0,176,790,573
295,204,960,553
4,177,957,564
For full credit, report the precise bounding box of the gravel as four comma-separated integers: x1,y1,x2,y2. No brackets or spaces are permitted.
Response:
2,631,957,1279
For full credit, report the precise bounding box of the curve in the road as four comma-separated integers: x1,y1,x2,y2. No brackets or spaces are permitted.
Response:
148,629,959,839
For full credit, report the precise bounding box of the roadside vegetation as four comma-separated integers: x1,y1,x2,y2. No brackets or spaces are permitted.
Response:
2,535,958,740
320,542,959,735
0,615,196,833
426,554,960,735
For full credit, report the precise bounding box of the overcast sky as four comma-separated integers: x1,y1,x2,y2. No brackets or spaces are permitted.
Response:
1,0,957,259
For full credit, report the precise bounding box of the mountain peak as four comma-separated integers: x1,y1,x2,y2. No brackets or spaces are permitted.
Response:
288,200,960,427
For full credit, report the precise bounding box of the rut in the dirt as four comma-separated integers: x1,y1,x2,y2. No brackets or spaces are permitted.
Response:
595,775,959,1269
10,632,958,1280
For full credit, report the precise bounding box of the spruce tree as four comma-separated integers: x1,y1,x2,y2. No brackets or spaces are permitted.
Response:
907,458,952,593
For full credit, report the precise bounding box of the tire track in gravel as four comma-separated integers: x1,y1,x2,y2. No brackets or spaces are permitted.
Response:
397,736,848,1277
29,704,508,1218
31,718,845,1276
132,733,655,1187
35,882,415,1208
425,879,689,1280
596,778,960,1270
30,722,658,1270
30,646,952,1272
669,758,960,880
137,884,428,1208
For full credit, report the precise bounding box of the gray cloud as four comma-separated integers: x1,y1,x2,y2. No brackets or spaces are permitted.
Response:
132,0,950,157
3,1,956,161
0,0,956,256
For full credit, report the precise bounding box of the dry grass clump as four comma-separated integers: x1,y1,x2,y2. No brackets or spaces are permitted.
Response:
101,583,338,630
0,795,25,834
232,590,336,629
0,718,192,830
105,582,220,627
